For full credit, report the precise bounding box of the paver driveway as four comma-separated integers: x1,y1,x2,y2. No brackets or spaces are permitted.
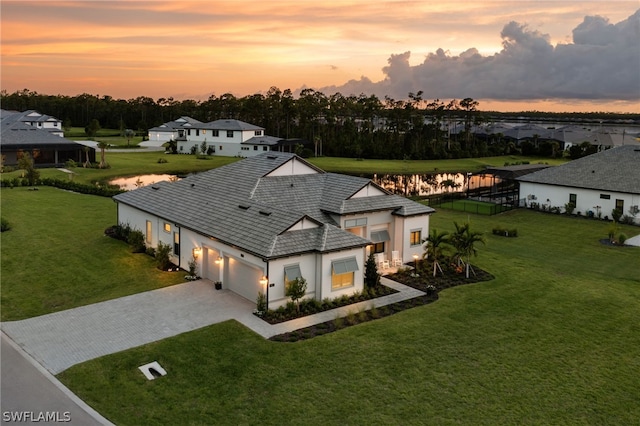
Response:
2,278,423,375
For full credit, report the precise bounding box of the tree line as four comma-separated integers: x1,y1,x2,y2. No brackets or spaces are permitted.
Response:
1,88,635,160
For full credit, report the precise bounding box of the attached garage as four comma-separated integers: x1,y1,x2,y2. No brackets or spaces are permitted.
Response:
224,256,264,302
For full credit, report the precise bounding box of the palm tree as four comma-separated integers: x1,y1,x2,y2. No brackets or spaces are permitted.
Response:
96,141,109,169
450,222,485,278
423,229,448,277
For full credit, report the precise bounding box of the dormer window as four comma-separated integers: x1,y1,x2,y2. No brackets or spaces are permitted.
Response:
255,130,263,136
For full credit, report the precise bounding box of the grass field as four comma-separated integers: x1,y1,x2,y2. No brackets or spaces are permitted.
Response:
431,198,512,215
1,152,566,187
52,207,640,425
0,187,187,321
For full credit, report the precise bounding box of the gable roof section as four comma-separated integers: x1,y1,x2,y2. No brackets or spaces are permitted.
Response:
114,152,433,259
517,145,640,194
201,119,263,131
0,120,78,148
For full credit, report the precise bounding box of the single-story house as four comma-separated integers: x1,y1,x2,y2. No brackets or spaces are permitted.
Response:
1,110,94,167
517,145,640,222
113,152,435,308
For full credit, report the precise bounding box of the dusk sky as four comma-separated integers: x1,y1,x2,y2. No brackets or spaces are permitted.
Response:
1,1,639,113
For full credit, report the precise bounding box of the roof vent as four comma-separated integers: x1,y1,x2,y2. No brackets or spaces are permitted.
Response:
259,210,272,216
151,185,160,190
238,203,250,210
191,183,195,188
267,155,278,160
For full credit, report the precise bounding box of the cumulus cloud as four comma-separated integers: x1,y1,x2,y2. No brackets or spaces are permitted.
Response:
319,9,640,102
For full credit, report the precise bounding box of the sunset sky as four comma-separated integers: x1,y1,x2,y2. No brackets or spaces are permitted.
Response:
1,1,639,112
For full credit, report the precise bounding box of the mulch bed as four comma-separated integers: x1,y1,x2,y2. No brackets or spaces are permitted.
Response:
269,262,494,342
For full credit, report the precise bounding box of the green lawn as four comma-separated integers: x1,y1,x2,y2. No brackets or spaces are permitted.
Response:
56,209,640,425
0,187,187,321
308,155,567,175
432,198,512,215
2,153,564,187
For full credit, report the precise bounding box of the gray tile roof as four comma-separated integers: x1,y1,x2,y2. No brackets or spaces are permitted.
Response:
0,120,79,148
148,116,203,132
200,119,263,131
114,152,433,259
517,145,640,194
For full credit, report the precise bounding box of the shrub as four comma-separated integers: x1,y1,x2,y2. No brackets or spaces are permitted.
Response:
620,215,635,225
285,277,307,312
64,159,77,168
155,241,172,270
564,202,576,215
256,292,266,315
612,208,623,223
1,217,11,232
157,158,168,164
618,233,627,244
364,252,381,289
127,230,146,253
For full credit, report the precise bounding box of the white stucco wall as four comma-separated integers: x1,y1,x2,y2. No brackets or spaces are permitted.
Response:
351,183,386,198
520,182,640,222
395,215,429,263
266,157,320,176
319,248,366,300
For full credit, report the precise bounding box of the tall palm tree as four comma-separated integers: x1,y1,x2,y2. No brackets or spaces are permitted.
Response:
450,222,485,278
423,229,448,277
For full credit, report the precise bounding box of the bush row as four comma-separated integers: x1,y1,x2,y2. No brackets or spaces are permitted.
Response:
1,177,125,197
492,226,518,237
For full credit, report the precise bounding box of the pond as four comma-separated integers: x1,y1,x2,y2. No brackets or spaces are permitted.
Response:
109,174,179,190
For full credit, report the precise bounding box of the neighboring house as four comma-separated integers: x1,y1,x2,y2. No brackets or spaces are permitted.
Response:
517,145,640,223
148,116,204,143
0,109,94,167
114,152,435,308
175,118,280,157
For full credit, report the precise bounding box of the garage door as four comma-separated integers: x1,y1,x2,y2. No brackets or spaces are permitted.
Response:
225,257,263,302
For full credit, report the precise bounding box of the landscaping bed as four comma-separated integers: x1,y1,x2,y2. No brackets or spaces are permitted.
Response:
269,262,494,342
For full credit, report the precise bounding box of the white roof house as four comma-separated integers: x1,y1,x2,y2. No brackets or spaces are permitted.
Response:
517,145,640,223
114,152,435,308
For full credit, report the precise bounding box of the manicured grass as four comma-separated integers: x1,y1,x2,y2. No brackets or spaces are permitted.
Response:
1,152,239,186
308,155,567,174
1,153,562,187
57,209,640,425
432,198,512,215
0,187,187,321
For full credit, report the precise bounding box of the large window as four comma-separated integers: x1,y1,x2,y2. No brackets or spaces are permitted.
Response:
163,222,171,233
370,229,389,254
569,193,577,204
146,220,152,244
331,257,358,290
410,229,422,246
227,130,233,138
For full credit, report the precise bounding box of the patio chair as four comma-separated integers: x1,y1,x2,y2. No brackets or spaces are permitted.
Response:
391,250,403,266
376,253,390,269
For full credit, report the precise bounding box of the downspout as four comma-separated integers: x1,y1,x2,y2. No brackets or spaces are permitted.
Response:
265,261,270,310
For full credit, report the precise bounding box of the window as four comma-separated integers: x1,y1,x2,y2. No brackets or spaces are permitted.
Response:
146,220,152,244
600,194,611,200
345,218,367,228
163,222,171,233
202,129,206,134
284,264,302,289
263,146,268,151
410,229,422,246
212,130,219,137
254,146,258,151
331,257,358,290
372,242,385,254
187,129,191,136
569,193,577,204
227,130,233,138
255,130,263,136
195,129,200,136
616,199,624,211
179,146,183,151
173,231,180,255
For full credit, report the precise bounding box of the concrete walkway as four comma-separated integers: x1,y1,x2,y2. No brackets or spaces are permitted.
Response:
1,278,423,375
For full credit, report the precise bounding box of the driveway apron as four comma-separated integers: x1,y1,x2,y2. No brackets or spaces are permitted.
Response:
2,278,423,375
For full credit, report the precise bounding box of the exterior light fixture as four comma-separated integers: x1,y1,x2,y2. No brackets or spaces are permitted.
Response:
259,276,268,287
192,247,202,258
215,256,222,265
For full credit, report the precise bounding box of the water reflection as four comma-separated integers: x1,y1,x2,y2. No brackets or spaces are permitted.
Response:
369,173,467,196
110,174,179,190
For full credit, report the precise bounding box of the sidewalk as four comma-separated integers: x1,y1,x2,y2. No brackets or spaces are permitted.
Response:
1,278,423,375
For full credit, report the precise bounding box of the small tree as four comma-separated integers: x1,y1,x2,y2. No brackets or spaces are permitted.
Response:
612,208,623,223
450,221,485,278
285,277,307,312
85,118,101,138
17,151,39,186
155,242,172,270
201,141,208,156
256,292,267,315
364,252,381,289
96,141,109,168
564,202,576,215
125,129,135,147
424,228,448,277
187,256,198,278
